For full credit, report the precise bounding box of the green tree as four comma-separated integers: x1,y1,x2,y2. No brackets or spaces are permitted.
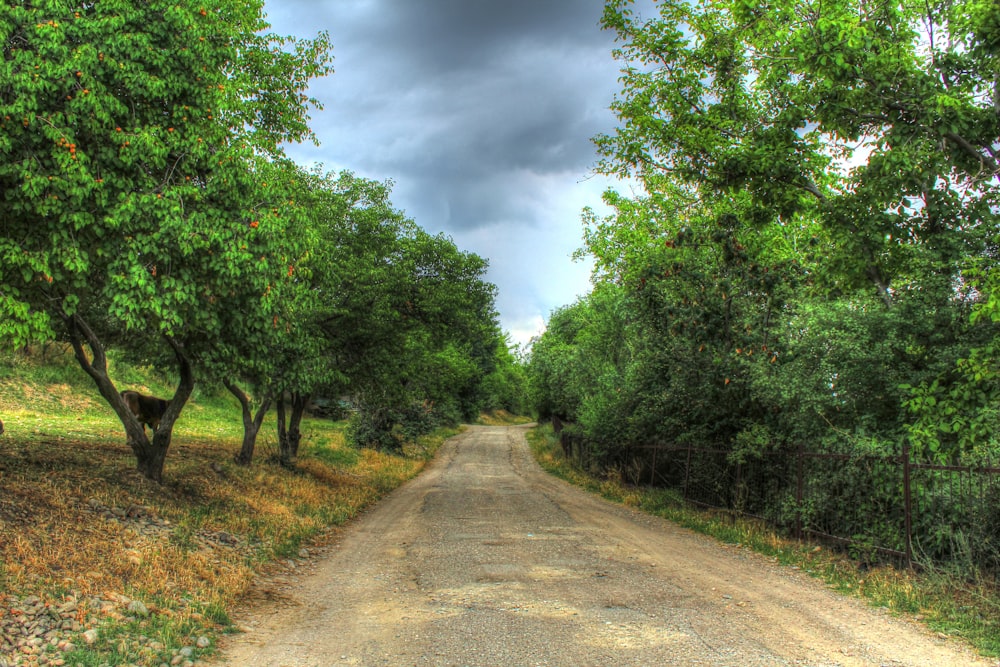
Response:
588,0,1000,459
292,171,423,454
527,299,589,425
347,228,500,449
578,180,809,450
195,160,320,467
598,0,998,306
480,335,529,416
402,229,500,422
0,0,331,481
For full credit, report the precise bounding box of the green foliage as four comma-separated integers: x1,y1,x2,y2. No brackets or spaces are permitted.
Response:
902,269,1000,463
527,0,1000,579
0,5,509,479
479,336,530,415
598,0,997,306
278,169,510,449
347,401,440,452
0,0,331,347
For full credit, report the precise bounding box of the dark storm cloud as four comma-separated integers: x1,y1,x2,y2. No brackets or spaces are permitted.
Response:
262,0,634,342
266,0,620,227
294,1,610,73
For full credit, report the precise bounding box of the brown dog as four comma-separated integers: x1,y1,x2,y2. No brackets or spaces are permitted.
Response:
120,390,168,434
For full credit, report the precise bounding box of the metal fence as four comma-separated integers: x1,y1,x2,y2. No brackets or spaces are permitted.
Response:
633,443,1000,571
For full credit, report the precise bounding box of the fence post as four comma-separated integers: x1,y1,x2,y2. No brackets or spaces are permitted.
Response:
903,440,913,568
683,445,692,500
734,461,743,514
795,442,804,541
648,445,657,486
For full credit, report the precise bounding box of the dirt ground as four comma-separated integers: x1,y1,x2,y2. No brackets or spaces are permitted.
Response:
216,425,996,666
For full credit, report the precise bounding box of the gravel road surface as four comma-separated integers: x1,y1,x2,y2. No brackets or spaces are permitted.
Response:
217,424,994,666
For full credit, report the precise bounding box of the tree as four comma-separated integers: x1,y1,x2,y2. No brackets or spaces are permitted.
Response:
598,0,998,307
480,335,530,416
400,229,501,422
586,0,1000,459
527,299,591,424
346,228,501,449
0,0,331,481
201,159,319,466
272,170,417,458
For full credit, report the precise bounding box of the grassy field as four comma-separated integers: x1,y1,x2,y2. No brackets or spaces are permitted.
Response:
526,423,1000,660
0,347,460,666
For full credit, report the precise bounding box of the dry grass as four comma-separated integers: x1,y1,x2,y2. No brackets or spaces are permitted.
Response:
0,425,430,601
0,353,452,663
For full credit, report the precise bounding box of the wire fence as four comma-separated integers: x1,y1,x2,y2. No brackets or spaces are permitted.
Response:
628,442,1000,571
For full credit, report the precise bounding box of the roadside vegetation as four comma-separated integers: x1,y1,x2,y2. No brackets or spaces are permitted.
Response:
0,3,523,664
0,0,527,487
0,349,466,666
525,0,1000,635
528,424,1000,658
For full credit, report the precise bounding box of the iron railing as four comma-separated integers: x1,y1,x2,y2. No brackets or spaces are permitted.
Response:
629,443,1000,570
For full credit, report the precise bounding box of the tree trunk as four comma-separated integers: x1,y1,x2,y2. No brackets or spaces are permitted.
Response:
136,437,169,482
860,243,894,309
64,313,194,483
276,396,289,465
226,380,271,466
288,392,309,461
276,391,310,467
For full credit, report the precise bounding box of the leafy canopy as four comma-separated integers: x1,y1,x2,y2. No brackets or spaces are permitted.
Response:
0,0,331,347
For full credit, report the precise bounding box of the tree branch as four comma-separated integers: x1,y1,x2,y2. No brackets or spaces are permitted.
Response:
801,180,827,202
944,131,1000,182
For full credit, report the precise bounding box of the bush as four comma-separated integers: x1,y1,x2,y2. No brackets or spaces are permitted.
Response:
348,400,459,451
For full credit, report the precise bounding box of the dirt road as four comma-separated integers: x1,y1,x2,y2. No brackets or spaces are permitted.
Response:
218,425,993,666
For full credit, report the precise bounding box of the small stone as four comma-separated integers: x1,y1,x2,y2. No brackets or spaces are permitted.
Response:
127,600,149,617
195,636,210,649
82,628,99,645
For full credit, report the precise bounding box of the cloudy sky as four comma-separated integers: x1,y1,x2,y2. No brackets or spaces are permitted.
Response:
260,1,637,347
